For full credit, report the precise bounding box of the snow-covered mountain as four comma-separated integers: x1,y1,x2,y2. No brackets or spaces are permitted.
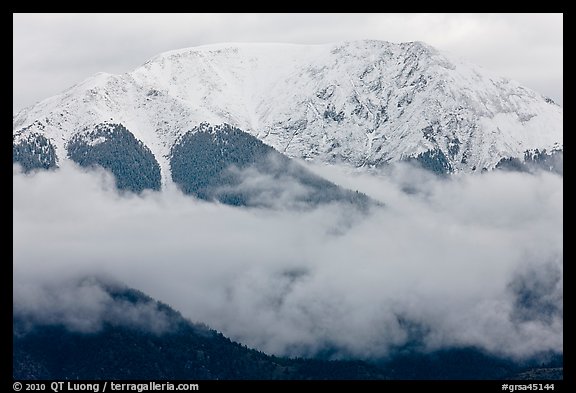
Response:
13,40,562,186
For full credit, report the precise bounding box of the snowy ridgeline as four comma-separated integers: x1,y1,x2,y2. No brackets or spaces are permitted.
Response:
13,40,562,182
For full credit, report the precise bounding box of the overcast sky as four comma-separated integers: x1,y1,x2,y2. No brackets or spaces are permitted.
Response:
13,13,563,114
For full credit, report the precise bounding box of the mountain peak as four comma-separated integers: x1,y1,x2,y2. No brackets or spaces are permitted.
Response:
13,39,562,183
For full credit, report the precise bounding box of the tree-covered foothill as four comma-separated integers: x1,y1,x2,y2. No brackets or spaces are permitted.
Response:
13,280,387,380
13,133,58,172
403,148,453,175
67,123,161,193
496,149,563,175
170,123,373,209
13,279,562,380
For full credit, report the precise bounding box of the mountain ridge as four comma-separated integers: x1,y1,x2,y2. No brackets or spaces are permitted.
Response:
13,40,562,186
13,277,562,380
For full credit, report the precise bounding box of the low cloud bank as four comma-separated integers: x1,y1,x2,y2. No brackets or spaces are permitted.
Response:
13,161,563,360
